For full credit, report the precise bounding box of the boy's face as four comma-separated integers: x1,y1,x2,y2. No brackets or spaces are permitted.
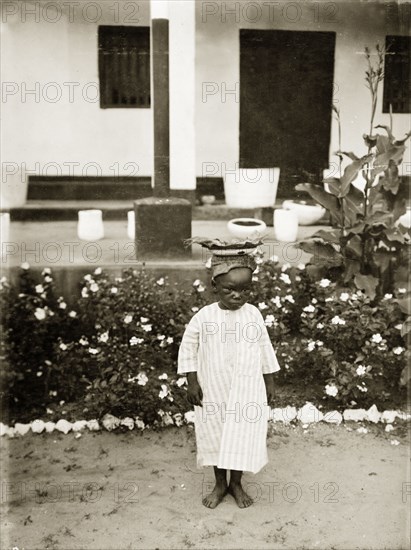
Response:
213,267,253,310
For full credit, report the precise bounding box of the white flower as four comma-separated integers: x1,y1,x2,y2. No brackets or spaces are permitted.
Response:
124,314,133,324
159,384,169,399
79,337,88,346
81,287,89,298
258,302,268,310
395,323,403,330
319,279,331,288
44,275,52,283
350,293,358,301
331,316,346,325
110,287,118,294
158,373,168,380
173,413,184,427
142,324,152,332
94,267,102,275
42,268,51,275
197,285,205,292
383,293,393,300
264,314,275,328
393,347,404,355
284,295,295,303
69,310,77,318
176,377,187,387
130,336,144,346
84,274,92,282
312,298,318,304
325,297,333,302
398,288,406,294
140,317,149,323
193,279,201,287
90,283,99,293
390,439,400,445
167,337,174,344
21,262,30,270
98,332,109,343
205,257,212,269
88,348,99,355
325,383,338,397
356,365,366,376
281,263,291,272
340,292,350,302
317,323,324,329
316,340,324,347
35,284,45,294
271,296,282,308
37,371,43,377
156,278,165,286
58,302,67,310
357,384,368,392
157,334,165,341
279,273,291,285
297,263,305,270
371,333,383,344
307,341,316,352
303,304,315,313
59,343,67,351
137,373,148,386
34,308,46,321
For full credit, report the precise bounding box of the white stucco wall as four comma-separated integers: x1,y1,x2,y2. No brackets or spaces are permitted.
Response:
195,0,410,180
1,0,409,207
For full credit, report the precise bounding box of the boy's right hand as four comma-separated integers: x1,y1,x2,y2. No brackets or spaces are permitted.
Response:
187,381,203,407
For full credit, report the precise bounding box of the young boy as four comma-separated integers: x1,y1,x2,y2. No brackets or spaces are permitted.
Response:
178,239,281,509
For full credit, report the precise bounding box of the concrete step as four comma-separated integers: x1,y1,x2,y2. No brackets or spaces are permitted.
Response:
9,200,330,223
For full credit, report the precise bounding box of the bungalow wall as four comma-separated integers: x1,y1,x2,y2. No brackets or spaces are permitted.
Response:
2,0,409,207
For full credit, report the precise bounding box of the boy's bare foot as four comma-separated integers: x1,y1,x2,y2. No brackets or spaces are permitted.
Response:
202,483,228,509
228,483,254,508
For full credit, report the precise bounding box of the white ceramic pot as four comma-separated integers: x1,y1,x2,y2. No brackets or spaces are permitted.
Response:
274,209,299,242
282,200,325,226
224,168,280,208
227,218,267,239
77,210,104,241
127,211,135,240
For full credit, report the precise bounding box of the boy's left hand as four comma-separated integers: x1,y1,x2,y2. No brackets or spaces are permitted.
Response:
263,374,275,407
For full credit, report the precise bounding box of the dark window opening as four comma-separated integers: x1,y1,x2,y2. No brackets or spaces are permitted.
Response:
98,25,150,109
383,35,410,114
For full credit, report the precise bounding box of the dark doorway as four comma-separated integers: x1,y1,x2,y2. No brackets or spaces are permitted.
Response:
240,29,336,193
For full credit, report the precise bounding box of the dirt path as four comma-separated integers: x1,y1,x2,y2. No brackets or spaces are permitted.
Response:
1,422,410,550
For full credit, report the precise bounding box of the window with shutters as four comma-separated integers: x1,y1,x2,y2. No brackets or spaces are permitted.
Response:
383,35,410,114
98,25,150,109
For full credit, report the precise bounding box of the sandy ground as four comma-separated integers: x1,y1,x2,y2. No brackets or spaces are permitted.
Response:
1,422,410,550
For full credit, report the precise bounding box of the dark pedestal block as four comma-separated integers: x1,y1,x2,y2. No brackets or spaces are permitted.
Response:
134,197,192,259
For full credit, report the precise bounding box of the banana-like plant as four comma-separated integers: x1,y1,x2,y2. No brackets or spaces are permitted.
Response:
296,45,410,301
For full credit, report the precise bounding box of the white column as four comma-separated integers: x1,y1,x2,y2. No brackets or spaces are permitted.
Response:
169,0,196,190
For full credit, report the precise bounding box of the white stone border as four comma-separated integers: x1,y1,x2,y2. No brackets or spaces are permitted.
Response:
1,403,410,438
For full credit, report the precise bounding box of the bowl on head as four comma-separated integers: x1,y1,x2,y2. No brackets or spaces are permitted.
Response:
227,218,267,239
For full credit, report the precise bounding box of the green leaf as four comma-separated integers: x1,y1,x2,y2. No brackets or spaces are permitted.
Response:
343,259,361,282
323,178,341,197
344,185,365,225
296,239,343,266
346,235,362,258
375,125,394,144
396,297,411,315
340,151,360,161
354,274,379,299
371,145,406,181
314,229,341,245
340,155,373,197
295,183,342,223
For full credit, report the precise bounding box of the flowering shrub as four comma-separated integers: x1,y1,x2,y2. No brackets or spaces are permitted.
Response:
1,260,408,423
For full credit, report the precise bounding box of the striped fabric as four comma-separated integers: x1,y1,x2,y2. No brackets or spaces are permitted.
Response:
178,302,281,474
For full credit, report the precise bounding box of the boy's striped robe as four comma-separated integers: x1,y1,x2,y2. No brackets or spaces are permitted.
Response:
178,302,280,474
